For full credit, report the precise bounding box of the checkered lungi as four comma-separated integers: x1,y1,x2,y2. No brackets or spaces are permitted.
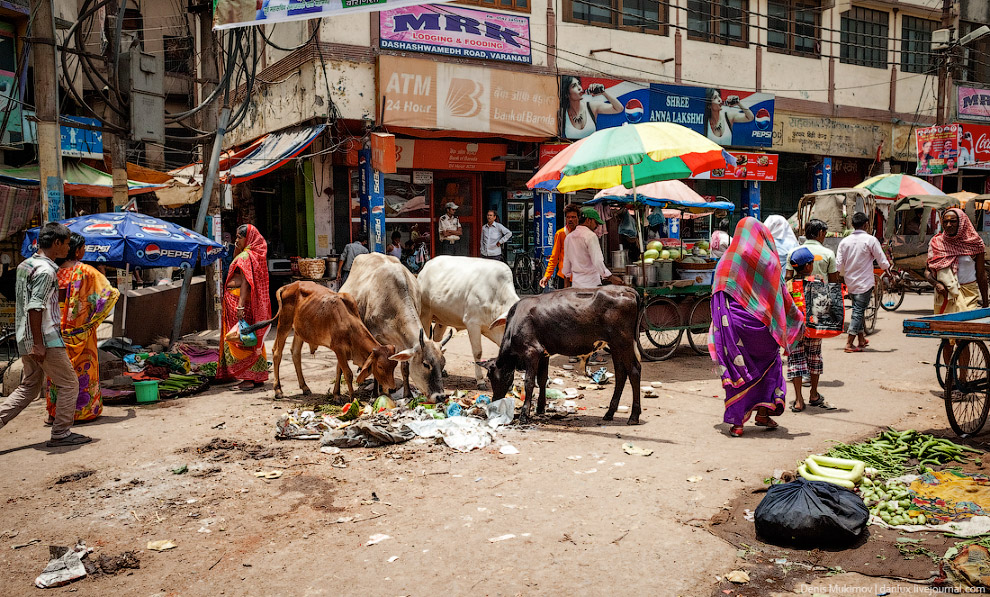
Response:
786,337,823,380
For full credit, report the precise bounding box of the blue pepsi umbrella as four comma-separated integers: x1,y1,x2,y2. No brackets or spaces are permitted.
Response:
21,212,224,269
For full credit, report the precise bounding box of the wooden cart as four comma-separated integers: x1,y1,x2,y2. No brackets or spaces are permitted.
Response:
904,308,990,437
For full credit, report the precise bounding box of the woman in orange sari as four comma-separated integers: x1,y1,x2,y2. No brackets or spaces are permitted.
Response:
45,233,120,422
217,224,271,390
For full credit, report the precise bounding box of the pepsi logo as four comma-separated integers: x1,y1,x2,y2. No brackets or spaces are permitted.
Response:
141,226,170,236
83,222,116,235
624,98,644,123
371,206,384,214
755,108,771,130
145,244,162,261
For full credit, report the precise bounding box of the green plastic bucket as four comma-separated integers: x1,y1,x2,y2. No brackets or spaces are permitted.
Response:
134,380,160,404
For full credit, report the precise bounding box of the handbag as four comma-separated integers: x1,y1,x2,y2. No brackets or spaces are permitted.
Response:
795,278,844,339
225,319,259,348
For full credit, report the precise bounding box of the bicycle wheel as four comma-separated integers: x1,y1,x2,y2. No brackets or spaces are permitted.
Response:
636,297,682,362
686,296,712,356
944,340,990,438
864,288,879,334
935,339,950,390
879,272,904,311
513,255,534,294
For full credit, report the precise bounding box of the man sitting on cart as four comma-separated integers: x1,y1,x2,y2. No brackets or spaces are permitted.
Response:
926,208,989,371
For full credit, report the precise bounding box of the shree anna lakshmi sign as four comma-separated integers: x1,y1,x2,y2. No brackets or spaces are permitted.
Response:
379,5,531,64
378,55,557,138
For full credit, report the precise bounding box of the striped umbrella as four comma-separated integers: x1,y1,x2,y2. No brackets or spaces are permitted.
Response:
527,122,733,193
855,173,945,199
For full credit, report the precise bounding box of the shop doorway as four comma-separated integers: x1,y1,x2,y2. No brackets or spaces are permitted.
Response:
434,174,479,257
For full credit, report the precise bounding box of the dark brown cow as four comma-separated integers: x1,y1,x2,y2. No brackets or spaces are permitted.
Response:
249,281,399,400
482,286,642,424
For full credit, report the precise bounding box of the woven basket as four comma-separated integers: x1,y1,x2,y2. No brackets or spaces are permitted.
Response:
298,258,326,279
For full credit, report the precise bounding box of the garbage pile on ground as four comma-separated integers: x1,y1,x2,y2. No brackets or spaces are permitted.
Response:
275,391,517,453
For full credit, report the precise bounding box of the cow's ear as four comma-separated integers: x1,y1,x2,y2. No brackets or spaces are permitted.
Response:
389,347,416,362
489,312,509,329
356,353,376,383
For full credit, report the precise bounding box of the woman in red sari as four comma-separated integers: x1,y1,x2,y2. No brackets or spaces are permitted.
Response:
217,224,271,390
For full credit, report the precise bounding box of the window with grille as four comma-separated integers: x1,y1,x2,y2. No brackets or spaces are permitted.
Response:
164,36,193,75
840,6,888,68
687,0,748,46
564,0,667,34
900,16,936,74
960,21,990,85
767,0,820,56
455,0,530,13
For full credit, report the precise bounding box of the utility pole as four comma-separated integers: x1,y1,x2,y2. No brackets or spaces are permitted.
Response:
31,0,64,223
935,0,953,125
106,0,129,208
199,12,221,330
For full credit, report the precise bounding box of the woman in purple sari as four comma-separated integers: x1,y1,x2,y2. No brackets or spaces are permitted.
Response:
709,218,804,437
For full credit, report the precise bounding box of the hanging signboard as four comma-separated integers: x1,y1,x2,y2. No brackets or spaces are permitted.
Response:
379,55,556,138
213,0,459,30
915,124,961,176
691,151,777,181
957,122,990,169
558,76,774,148
958,85,990,123
379,5,531,64
773,112,887,159
60,116,104,159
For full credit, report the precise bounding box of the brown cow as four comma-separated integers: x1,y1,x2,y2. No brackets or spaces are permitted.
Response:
248,281,399,401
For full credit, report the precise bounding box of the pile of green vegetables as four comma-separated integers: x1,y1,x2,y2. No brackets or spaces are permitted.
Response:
158,374,206,394
825,428,982,478
858,477,927,526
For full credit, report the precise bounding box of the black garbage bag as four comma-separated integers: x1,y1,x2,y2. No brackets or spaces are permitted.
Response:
754,478,869,547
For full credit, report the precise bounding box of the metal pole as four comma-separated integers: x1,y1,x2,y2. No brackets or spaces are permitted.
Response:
935,0,953,125
169,105,231,345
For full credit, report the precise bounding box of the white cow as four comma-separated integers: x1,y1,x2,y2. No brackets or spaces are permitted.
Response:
418,256,520,388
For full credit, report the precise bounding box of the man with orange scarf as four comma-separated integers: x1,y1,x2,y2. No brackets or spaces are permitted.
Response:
217,224,271,390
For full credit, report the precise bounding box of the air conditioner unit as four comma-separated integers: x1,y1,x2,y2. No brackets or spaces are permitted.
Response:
931,28,952,51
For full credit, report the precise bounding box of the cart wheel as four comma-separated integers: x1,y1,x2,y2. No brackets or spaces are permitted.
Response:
636,297,682,362
686,296,712,356
944,340,990,438
513,255,534,294
879,272,904,311
935,339,950,390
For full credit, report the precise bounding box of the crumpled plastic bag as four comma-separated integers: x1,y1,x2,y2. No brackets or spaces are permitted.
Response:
320,420,415,448
486,398,515,428
944,544,990,589
405,416,494,452
35,542,91,589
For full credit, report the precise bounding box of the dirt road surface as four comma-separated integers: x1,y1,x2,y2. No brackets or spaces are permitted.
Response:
0,294,956,595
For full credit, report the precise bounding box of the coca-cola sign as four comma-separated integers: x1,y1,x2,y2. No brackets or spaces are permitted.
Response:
957,123,990,170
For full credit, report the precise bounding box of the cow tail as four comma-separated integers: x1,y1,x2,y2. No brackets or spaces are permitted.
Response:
241,286,284,334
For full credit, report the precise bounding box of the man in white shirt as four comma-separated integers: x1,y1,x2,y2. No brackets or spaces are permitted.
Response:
438,203,462,256
836,212,890,352
480,210,512,260
561,207,622,288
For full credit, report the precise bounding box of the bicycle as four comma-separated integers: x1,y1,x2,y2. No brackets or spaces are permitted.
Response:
512,248,555,295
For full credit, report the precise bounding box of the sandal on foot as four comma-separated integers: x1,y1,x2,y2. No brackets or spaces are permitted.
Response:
729,425,744,437
754,416,779,429
44,417,54,427
860,339,870,348
790,402,805,413
808,396,837,410
844,346,863,353
237,381,262,391
46,432,92,447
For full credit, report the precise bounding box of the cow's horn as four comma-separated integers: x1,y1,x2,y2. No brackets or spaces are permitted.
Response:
441,329,454,347
419,327,425,347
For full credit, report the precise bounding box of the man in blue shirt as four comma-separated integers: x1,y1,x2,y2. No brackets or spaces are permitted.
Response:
480,210,512,260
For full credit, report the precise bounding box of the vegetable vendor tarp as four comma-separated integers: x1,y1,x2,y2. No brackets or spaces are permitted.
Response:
0,161,168,198
213,0,455,30
21,212,224,269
